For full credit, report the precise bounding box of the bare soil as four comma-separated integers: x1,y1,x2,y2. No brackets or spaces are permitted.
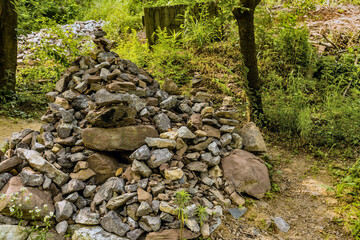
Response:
0,117,43,144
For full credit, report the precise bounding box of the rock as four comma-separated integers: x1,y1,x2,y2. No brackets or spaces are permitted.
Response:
228,207,247,219
0,214,19,225
87,152,120,184
70,168,96,181
93,177,125,205
0,173,12,191
83,126,158,151
221,149,270,199
0,177,54,220
55,200,73,222
201,153,220,167
0,225,29,240
75,207,100,225
271,217,290,235
201,223,210,238
185,219,200,233
106,193,137,210
61,179,86,194
147,149,173,168
137,188,152,204
94,89,131,106
164,168,184,180
220,125,235,133
202,125,220,139
220,133,232,147
187,114,202,130
139,216,161,232
136,202,153,216
219,118,239,126
239,122,267,153
160,96,177,110
55,221,68,235
162,78,180,95
159,131,178,140
72,226,127,240
188,137,213,152
100,211,130,237
207,142,220,156
0,156,23,174
73,161,88,172
127,229,144,240
145,229,199,240
159,202,176,215
201,107,214,118
145,138,176,149
16,149,69,186
208,165,222,178
66,192,79,202
130,145,151,160
177,126,196,139
19,167,44,187
230,133,243,149
186,162,208,172
210,189,231,206
131,160,152,178
153,113,171,133
86,105,136,128
230,192,245,206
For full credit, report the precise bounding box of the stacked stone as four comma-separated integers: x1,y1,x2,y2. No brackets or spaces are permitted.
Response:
0,30,270,240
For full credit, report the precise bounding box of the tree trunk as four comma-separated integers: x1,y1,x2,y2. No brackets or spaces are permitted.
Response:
0,0,18,93
233,1,263,119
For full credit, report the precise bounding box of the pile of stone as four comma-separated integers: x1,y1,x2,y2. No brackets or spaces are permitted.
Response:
0,30,270,240
17,20,104,64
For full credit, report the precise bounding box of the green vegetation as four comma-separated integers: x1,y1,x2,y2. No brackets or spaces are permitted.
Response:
174,189,191,240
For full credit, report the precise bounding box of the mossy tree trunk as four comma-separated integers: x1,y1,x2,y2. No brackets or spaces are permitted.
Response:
0,0,18,93
233,0,263,119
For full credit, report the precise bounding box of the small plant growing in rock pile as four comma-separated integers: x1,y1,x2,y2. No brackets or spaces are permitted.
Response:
175,189,191,240
196,205,209,227
0,187,54,240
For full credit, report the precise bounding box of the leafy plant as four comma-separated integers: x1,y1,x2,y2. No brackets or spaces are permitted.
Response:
195,205,209,227
174,190,191,240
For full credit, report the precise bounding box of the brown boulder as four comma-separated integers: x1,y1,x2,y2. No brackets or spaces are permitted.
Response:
87,153,121,184
86,105,136,128
221,149,270,199
0,157,22,174
82,125,158,151
0,177,54,220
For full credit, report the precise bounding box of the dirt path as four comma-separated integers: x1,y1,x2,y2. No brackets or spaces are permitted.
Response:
0,117,43,144
213,142,352,240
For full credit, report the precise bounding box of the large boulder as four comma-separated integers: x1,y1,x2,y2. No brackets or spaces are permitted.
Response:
87,153,121,184
0,177,54,220
221,149,270,199
0,225,29,240
239,122,267,153
82,125,158,151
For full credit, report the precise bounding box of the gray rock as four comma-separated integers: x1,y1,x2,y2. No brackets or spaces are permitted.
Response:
126,229,144,240
61,179,86,194
202,176,214,186
75,207,100,225
136,202,153,216
177,126,196,139
55,200,74,222
151,183,165,196
131,160,152,178
57,122,73,139
192,102,208,112
186,162,208,172
202,118,221,128
160,212,174,222
106,193,137,210
72,226,127,240
153,113,171,133
220,133,232,147
239,122,267,153
100,68,111,80
129,95,147,112
209,217,222,234
186,152,200,161
93,177,125,205
94,89,131,106
139,216,161,232
228,207,247,219
62,90,77,102
207,142,220,156
75,196,89,209
125,184,138,193
148,148,173,168
220,125,235,133
273,217,290,233
19,168,44,187
42,132,54,148
155,90,169,102
98,52,116,62
230,133,243,149
0,214,19,225
185,218,200,233
145,138,176,149
201,152,220,167
130,145,151,160
65,192,79,202
138,178,148,189
83,185,97,198
70,152,86,162
55,221,68,235
151,200,160,214
160,96,177,109
0,225,29,240
32,142,45,152
42,176,51,190
72,96,89,110
179,102,192,114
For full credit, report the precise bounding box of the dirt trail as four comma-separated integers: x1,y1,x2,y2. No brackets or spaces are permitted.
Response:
0,117,42,144
213,142,352,240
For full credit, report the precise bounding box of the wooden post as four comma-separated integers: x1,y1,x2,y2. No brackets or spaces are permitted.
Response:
0,0,18,93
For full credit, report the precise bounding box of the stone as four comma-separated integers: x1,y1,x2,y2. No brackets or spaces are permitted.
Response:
151,183,165,196
164,168,184,180
139,216,161,232
137,188,152,204
145,229,199,240
94,89,131,106
70,168,96,181
230,192,245,206
160,131,178,140
210,189,231,206
127,229,144,240
201,107,214,118
72,226,126,240
83,125,158,151
219,118,239,126
148,149,173,168
86,105,136,128
220,133,232,147
177,126,196,139
75,207,100,225
130,145,151,160
239,122,267,153
93,177,125,205
230,133,243,149
162,78,180,95
188,137,213,152
145,138,176,149
73,161,88,172
87,152,121,184
136,202,153,216
202,125,220,139
66,192,79,202
273,217,290,232
201,223,210,238
16,149,69,186
153,113,171,133
220,125,235,133
19,167,44,187
160,96,177,110
131,160,152,178
0,157,23,173
221,149,270,199
55,221,68,235
0,225,29,240
0,177,54,219
159,202,176,215
186,162,208,172
207,142,220,156
215,110,237,119
187,114,202,130
100,211,130,237
228,207,247,219
185,218,200,233
106,193,137,210
61,179,86,194
55,200,73,222
209,165,222,178
56,122,73,139
202,177,214,186
201,153,220,167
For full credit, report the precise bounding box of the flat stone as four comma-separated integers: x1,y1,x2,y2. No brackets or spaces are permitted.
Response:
148,149,173,168
0,157,23,173
0,225,29,240
201,152,220,167
220,125,235,133
188,137,213,152
273,217,290,232
83,125,158,151
159,202,176,215
100,211,130,237
219,118,239,126
87,152,121,184
159,131,178,140
93,177,125,205
137,188,152,204
131,160,152,178
70,168,96,181
72,226,127,240
186,162,208,172
154,113,171,133
19,167,44,187
228,207,247,219
75,207,100,225
139,216,161,232
160,96,178,110
130,145,151,160
145,138,176,149
177,126,196,139
94,89,131,106
203,125,220,139
61,179,86,194
164,168,184,180
106,193,137,210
